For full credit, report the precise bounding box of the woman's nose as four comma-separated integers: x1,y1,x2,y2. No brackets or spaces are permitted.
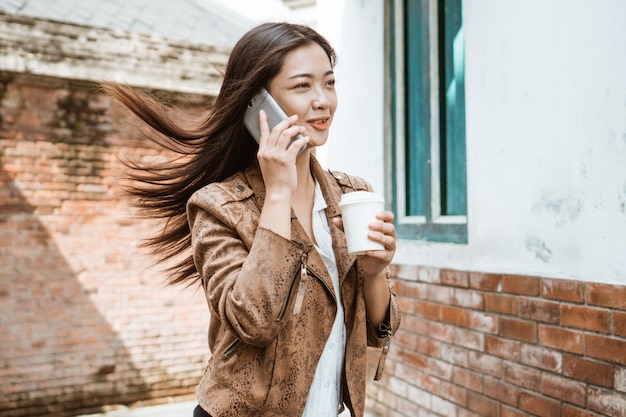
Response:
312,89,331,109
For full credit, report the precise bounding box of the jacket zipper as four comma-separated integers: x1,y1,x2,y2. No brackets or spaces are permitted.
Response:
276,251,308,322
223,338,244,359
225,251,310,356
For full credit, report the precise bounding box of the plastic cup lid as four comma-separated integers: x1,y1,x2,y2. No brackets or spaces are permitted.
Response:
339,191,385,207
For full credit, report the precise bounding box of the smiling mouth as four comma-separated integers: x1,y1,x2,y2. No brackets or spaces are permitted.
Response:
309,118,330,130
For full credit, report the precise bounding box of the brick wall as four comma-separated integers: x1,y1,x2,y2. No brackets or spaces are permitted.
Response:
0,74,212,417
366,265,626,417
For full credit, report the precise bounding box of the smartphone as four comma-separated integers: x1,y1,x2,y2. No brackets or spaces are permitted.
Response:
243,89,306,157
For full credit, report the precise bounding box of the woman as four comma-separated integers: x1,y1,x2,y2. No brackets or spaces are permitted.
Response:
105,22,400,417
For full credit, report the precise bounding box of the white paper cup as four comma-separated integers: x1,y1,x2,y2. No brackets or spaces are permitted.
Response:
338,191,385,255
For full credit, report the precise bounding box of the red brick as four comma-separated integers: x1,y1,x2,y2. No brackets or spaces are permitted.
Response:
469,272,501,291
441,344,469,367
541,278,584,303
538,324,583,354
404,351,427,370
416,300,440,320
431,394,457,416
425,356,453,380
402,315,430,336
389,263,419,281
394,280,427,299
417,267,441,283
468,311,498,333
485,293,518,315
587,387,626,417
397,296,417,315
518,297,560,323
561,304,610,333
438,379,468,407
541,372,586,406
441,269,469,288
457,408,484,417
414,371,439,393
452,288,484,310
468,352,502,378
483,376,519,406
500,317,537,343
521,345,562,372
395,329,419,350
391,361,414,385
396,396,419,416
616,366,626,392
562,404,604,417
502,274,540,296
563,354,613,387
467,391,500,417
502,405,533,417
428,284,454,304
417,336,441,357
519,391,561,417
613,310,626,337
485,335,521,361
586,282,626,309
428,321,454,343
440,305,469,327
585,333,626,366
454,327,485,351
502,361,540,390
453,366,483,392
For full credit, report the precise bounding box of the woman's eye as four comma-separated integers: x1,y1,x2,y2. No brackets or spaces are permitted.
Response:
327,80,336,87
296,83,310,89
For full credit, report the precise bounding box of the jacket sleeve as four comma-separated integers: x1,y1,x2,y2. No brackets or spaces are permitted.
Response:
187,186,309,347
366,276,401,348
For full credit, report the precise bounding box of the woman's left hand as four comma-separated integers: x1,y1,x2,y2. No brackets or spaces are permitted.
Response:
333,210,397,277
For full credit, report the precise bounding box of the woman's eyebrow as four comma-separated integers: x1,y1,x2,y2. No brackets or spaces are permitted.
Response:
289,70,335,79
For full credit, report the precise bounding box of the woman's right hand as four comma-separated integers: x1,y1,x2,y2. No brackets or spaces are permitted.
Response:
256,110,309,240
256,110,308,198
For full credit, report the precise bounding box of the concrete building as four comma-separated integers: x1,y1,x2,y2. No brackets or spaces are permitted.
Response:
317,1,626,416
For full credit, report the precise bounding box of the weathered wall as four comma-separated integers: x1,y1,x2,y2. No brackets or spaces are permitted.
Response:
0,12,227,95
0,72,211,417
321,0,626,286
316,1,626,413
368,268,626,417
0,13,224,417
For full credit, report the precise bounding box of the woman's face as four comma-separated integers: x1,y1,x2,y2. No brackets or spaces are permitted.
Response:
267,43,337,149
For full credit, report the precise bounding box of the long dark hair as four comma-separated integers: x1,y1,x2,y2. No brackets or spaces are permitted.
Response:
103,23,337,286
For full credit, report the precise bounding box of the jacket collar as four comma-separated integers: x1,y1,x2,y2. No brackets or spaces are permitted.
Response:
311,157,357,285
243,156,357,293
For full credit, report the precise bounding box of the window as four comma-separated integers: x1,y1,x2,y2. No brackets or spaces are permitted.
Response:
386,0,467,243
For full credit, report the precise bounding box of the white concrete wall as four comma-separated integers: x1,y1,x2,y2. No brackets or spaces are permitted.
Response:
317,0,387,195
318,0,626,285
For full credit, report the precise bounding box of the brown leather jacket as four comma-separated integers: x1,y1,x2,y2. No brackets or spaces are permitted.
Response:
186,157,401,417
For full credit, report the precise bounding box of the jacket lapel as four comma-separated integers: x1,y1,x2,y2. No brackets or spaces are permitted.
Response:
244,159,342,299
311,158,357,287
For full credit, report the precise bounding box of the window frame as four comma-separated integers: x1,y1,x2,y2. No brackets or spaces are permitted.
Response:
385,0,468,244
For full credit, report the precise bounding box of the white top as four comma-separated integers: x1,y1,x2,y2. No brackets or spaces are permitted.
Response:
301,182,347,417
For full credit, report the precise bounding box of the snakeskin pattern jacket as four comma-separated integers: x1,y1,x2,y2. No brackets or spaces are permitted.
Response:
186,157,401,417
